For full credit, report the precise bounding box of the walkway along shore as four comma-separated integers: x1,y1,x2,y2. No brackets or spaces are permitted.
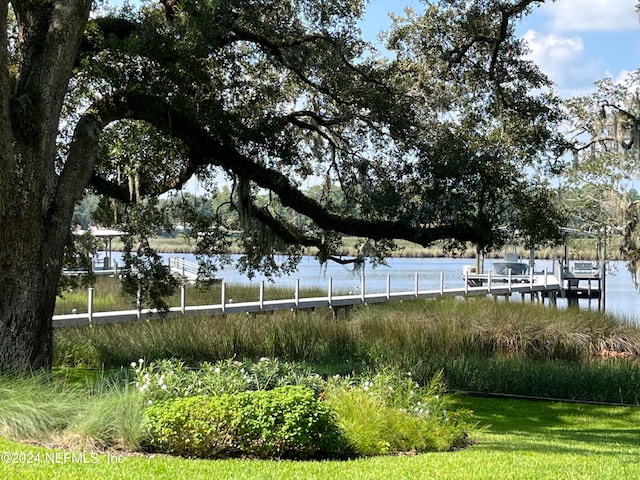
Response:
53,260,604,328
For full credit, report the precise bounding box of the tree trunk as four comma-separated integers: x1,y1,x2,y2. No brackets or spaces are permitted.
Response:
0,220,65,372
0,1,94,372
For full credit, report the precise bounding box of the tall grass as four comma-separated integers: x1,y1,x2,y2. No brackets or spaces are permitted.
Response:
54,298,640,403
351,299,640,360
54,308,359,369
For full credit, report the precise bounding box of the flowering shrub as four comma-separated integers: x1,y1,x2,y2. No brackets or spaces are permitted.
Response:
133,358,475,458
131,357,323,404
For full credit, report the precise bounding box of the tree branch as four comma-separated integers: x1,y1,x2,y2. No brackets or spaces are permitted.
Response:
97,90,495,248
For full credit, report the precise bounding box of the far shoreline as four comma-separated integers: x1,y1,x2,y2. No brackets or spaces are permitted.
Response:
106,235,621,262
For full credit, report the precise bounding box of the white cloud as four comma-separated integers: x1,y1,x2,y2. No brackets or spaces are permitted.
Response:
523,30,584,64
540,0,638,32
522,30,605,94
613,69,634,84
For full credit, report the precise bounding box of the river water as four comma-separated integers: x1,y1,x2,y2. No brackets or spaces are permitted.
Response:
104,252,640,323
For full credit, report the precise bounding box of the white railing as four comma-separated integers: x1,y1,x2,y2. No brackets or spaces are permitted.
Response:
169,257,200,278
52,270,560,328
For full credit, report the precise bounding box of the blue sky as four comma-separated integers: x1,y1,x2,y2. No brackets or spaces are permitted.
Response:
359,0,640,97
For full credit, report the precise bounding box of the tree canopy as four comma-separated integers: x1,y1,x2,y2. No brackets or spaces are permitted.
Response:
77,0,566,275
0,0,567,371
562,70,640,278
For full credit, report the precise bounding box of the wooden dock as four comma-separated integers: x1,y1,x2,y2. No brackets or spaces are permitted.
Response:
52,269,564,328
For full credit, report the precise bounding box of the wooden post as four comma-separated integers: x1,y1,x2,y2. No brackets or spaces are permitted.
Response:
440,271,445,296
601,263,606,312
295,278,300,307
414,273,419,297
361,274,366,303
221,282,226,313
488,269,492,296
328,277,333,306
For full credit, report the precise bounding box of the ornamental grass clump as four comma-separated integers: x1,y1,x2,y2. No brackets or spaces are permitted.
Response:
0,372,146,450
323,369,475,456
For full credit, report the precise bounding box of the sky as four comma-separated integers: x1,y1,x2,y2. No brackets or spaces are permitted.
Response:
359,0,640,98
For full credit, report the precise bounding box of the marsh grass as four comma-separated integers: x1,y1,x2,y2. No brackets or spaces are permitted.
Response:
352,299,640,360
114,234,625,260
55,277,124,314
54,308,359,369
54,298,640,403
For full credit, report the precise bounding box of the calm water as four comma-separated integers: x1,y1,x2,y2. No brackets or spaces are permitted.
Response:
104,252,640,323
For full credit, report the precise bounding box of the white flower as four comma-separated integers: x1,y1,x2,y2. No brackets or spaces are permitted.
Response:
139,359,144,364
260,357,269,362
161,384,167,390
130,362,137,368
214,367,221,374
147,400,153,405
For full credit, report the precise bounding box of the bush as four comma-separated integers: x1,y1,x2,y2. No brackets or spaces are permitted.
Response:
131,357,324,404
144,385,351,459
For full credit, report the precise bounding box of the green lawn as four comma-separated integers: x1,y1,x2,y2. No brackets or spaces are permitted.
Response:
1,396,639,480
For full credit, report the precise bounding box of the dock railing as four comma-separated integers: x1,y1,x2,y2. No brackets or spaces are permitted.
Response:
53,269,561,328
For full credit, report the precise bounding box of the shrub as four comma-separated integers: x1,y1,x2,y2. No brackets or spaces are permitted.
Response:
143,385,351,459
131,357,323,404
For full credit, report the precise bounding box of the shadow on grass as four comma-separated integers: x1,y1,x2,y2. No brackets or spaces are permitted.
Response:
459,395,640,456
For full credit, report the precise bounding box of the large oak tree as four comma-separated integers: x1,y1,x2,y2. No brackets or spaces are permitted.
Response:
0,0,565,372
